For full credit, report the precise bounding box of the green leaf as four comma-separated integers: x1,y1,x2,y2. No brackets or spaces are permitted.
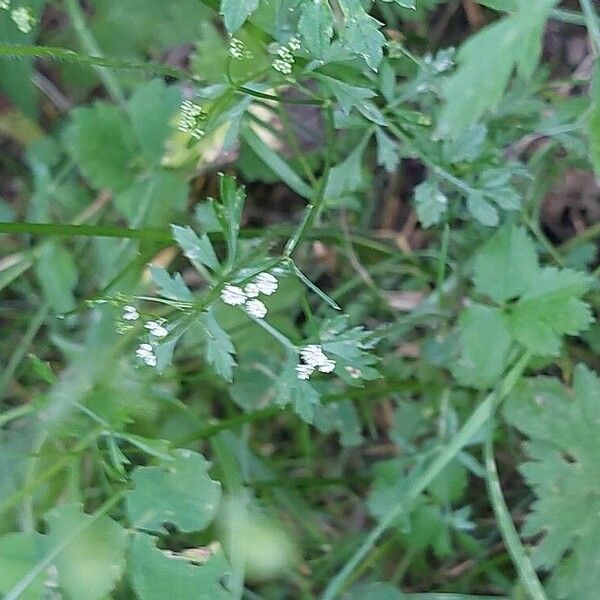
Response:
129,532,233,600
172,224,220,272
382,0,415,7
318,75,385,124
466,191,499,226
211,173,247,264
0,533,47,600
127,79,181,163
64,102,137,191
438,0,556,136
452,304,512,389
314,401,363,447
298,0,334,59
375,128,400,173
220,0,260,33
149,265,194,302
413,180,448,227
324,136,370,204
508,267,593,356
45,503,128,600
338,0,386,71
503,366,600,599
473,225,538,304
126,449,221,534
34,240,78,313
199,310,237,382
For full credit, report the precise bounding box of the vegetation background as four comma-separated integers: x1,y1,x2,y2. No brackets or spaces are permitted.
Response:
0,0,600,598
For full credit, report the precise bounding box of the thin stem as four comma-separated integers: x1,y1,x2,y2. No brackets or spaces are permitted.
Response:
64,0,125,103
321,353,532,600
484,435,548,600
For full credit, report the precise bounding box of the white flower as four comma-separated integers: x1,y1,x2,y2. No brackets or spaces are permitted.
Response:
300,344,328,368
177,100,206,140
254,272,278,295
10,6,35,34
221,285,247,306
0,1,11,10
295,363,315,380
245,299,268,319
144,320,168,338
229,37,245,60
288,35,301,52
243,282,260,298
318,359,336,374
122,305,140,321
136,343,157,367
273,58,293,75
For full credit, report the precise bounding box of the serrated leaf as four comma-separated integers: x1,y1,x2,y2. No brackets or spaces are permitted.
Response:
466,191,499,226
324,139,368,204
211,174,245,264
45,503,128,600
34,240,78,313
298,0,334,59
503,366,600,599
172,224,220,272
220,0,259,33
0,532,47,600
149,265,194,301
129,532,233,600
452,304,511,389
64,103,137,191
199,310,237,382
126,449,221,534
473,225,538,304
338,0,386,71
127,79,181,163
508,267,593,356
438,0,556,136
414,180,448,227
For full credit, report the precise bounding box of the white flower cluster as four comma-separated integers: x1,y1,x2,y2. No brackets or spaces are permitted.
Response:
272,35,301,75
220,272,278,319
228,37,247,60
144,319,168,338
295,344,336,380
177,100,207,141
122,305,140,321
0,1,10,10
10,6,35,34
136,343,157,368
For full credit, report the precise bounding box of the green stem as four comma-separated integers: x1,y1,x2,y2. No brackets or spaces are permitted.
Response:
580,0,600,55
0,303,49,399
0,404,35,428
484,436,548,600
320,353,531,600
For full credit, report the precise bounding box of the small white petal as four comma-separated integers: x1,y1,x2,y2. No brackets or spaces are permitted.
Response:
243,282,260,298
245,299,268,319
144,321,168,338
254,272,278,295
143,354,158,367
318,359,336,373
221,285,247,306
295,363,314,380
300,344,328,367
122,310,140,321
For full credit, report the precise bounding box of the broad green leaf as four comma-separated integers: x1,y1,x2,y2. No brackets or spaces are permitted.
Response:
64,102,137,191
466,191,499,226
503,366,600,599
473,225,538,304
508,267,593,356
0,532,47,600
45,503,128,600
438,0,556,136
413,180,448,227
127,79,181,163
298,0,334,59
199,310,237,382
220,0,259,33
129,532,233,600
452,304,511,389
149,265,194,302
338,0,386,71
34,240,78,313
172,224,220,272
126,449,221,533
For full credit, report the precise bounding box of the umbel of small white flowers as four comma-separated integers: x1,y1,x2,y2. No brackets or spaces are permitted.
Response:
177,100,207,141
272,35,301,75
144,319,168,338
220,272,279,319
295,345,336,380
136,343,157,368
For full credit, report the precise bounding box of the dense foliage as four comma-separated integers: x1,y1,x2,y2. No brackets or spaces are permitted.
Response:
1,0,600,598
